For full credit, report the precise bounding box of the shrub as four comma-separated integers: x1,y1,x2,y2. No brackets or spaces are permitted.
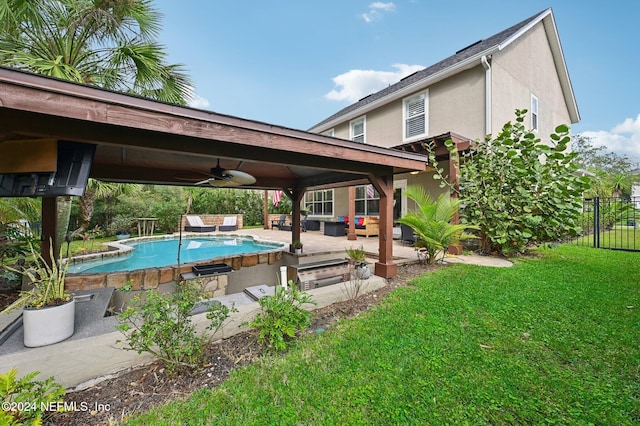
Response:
436,109,591,255
0,368,65,425
249,283,315,353
398,186,478,263
116,281,235,374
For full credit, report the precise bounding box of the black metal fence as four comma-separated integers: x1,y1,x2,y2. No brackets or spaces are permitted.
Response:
574,196,639,252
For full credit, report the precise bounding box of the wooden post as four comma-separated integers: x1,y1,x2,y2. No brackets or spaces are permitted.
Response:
448,145,462,255
286,187,306,251
347,186,357,240
41,197,57,266
369,174,397,278
263,189,270,229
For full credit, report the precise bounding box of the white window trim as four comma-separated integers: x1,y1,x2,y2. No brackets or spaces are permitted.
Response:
322,128,335,137
305,189,334,217
403,90,429,142
350,116,366,143
355,184,380,216
531,94,539,132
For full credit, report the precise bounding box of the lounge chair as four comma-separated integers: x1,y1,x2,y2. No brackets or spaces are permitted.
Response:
219,216,238,232
271,214,292,231
184,215,216,232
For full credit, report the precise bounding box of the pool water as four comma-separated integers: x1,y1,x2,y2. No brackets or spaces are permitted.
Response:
68,236,283,274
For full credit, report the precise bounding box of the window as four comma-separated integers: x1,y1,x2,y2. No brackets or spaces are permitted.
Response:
403,91,428,140
355,185,379,216
531,94,538,131
322,128,335,137
304,189,333,216
350,117,365,143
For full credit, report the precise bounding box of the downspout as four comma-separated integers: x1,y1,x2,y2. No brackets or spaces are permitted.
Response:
481,55,492,136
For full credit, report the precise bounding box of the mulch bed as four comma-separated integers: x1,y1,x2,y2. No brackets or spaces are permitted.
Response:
11,262,435,425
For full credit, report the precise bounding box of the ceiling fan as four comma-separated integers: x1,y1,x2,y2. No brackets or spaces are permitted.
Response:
175,159,256,187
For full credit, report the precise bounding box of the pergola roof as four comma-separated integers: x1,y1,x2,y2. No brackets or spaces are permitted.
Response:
0,67,428,190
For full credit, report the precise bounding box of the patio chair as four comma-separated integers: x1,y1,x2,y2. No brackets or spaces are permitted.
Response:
272,214,292,231
400,223,417,246
184,215,216,232
219,216,238,232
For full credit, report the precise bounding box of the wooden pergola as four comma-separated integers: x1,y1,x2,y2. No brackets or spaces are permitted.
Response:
0,67,428,278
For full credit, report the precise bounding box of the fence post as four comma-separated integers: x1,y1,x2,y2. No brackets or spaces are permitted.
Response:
593,197,600,248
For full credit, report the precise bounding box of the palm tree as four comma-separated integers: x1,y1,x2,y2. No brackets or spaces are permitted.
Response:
0,0,192,103
0,0,192,254
397,186,478,264
71,179,140,236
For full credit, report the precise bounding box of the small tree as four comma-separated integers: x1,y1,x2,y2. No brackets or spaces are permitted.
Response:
397,186,478,264
457,109,591,255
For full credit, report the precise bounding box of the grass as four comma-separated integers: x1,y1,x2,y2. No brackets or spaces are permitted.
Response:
126,245,640,425
574,226,640,250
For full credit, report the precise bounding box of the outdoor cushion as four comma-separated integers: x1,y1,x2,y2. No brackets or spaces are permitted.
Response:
186,215,205,227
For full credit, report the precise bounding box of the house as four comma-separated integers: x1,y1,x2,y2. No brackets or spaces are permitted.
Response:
306,8,579,228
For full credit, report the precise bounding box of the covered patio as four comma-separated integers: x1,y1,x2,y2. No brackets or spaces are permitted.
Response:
0,67,428,278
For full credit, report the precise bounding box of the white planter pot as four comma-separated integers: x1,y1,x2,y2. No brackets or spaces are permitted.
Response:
22,299,75,347
295,248,302,255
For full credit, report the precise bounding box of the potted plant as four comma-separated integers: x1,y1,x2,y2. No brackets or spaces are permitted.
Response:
345,245,371,279
292,240,303,255
3,240,74,347
110,216,133,240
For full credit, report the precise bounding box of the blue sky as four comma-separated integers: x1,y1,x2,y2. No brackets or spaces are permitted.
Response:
153,1,640,162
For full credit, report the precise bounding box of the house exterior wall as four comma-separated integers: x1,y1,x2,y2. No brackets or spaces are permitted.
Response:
491,22,572,140
428,66,486,140
328,67,486,147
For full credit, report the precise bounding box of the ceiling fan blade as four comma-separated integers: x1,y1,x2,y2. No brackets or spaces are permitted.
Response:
225,170,256,185
208,178,240,187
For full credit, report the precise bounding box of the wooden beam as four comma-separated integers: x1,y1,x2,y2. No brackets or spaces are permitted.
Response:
347,186,357,240
369,174,397,278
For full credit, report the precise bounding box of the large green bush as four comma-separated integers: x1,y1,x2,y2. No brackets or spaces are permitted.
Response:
445,110,591,255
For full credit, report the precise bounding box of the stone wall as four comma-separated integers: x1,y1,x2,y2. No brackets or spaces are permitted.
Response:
64,250,283,293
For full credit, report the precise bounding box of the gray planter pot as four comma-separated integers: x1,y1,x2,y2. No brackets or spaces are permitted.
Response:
354,264,371,280
22,298,75,347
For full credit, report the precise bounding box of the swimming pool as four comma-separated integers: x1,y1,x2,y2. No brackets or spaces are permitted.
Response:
67,236,286,274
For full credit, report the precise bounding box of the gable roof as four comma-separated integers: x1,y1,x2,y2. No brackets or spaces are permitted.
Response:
309,8,579,132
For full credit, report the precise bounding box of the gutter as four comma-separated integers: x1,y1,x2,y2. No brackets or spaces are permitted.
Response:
481,55,492,136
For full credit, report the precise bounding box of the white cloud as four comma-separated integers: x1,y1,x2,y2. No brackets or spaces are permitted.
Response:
325,63,423,103
186,89,210,109
361,2,396,23
581,113,640,162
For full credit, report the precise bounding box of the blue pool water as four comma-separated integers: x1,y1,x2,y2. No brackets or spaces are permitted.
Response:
68,236,284,274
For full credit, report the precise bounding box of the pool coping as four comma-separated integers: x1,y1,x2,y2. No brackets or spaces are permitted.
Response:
63,233,288,292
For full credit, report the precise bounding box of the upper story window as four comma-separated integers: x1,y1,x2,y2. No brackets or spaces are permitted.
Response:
322,128,335,137
531,94,539,131
304,189,334,216
403,90,428,140
350,116,366,143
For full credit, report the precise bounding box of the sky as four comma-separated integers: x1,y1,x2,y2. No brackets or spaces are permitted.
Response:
152,0,640,163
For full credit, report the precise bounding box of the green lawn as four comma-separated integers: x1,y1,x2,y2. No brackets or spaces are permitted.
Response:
575,226,640,250
127,245,640,425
